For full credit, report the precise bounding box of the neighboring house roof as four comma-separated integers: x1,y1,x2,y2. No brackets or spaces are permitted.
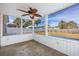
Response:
7,24,16,27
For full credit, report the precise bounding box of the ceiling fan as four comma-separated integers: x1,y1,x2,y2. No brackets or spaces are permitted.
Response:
17,7,42,19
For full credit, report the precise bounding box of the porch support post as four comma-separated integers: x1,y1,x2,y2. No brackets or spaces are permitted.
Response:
32,20,34,37
0,13,3,47
21,16,23,34
0,13,3,38
45,15,48,36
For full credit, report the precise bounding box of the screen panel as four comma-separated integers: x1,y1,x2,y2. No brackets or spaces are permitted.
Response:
3,15,32,36
3,15,21,36
48,4,79,39
22,20,32,34
34,18,45,35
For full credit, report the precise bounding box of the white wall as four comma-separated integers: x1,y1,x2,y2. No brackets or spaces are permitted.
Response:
1,34,32,46
0,14,3,47
34,34,79,56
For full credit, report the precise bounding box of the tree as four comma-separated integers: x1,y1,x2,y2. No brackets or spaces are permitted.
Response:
34,19,41,27
13,17,25,28
23,20,32,28
58,20,67,29
67,21,78,29
58,20,78,29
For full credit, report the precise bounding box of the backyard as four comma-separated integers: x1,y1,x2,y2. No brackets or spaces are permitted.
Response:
35,29,79,40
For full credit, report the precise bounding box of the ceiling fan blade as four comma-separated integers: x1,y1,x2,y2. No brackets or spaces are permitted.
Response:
34,14,42,17
22,14,29,16
17,9,28,13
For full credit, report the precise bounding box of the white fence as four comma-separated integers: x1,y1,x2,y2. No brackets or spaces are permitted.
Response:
48,28,79,33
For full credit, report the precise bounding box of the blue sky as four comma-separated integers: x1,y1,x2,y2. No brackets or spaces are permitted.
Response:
38,17,45,26
9,16,16,23
48,4,79,27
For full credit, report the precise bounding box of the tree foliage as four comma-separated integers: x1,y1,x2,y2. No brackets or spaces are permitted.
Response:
23,20,32,28
58,20,78,29
13,17,25,28
58,20,67,29
34,19,41,27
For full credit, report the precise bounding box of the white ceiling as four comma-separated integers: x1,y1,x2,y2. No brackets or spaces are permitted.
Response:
0,3,75,17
